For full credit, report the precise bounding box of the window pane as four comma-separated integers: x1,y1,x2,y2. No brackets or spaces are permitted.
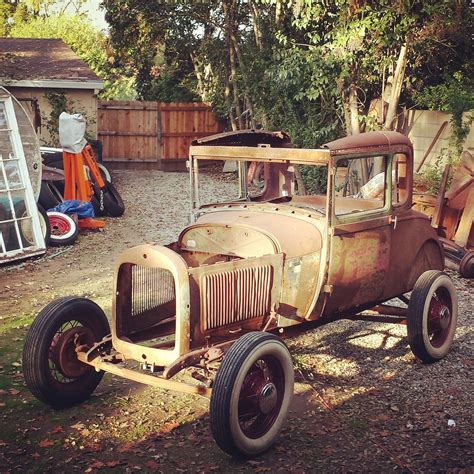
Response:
0,103,7,128
5,161,22,189
335,156,386,215
393,153,408,205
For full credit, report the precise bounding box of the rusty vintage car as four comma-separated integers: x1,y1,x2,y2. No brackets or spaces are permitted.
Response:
23,130,458,458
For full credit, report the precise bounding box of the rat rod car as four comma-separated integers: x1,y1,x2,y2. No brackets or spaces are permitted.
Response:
23,130,458,458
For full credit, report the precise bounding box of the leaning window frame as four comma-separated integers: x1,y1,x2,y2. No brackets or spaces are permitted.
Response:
0,94,45,261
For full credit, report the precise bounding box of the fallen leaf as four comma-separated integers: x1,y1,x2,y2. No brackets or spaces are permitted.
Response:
145,460,160,469
118,442,134,453
9,388,20,395
71,422,85,430
51,425,64,434
160,421,180,433
88,460,104,469
38,438,55,448
106,460,123,468
0,389,7,396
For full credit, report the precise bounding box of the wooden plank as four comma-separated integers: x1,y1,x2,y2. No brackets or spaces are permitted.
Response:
454,187,474,247
416,121,448,173
99,131,158,137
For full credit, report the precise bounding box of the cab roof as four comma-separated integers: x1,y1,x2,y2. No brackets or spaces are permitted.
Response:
189,130,413,164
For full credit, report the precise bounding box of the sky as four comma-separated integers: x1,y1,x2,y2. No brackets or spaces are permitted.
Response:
82,0,108,30
58,0,108,31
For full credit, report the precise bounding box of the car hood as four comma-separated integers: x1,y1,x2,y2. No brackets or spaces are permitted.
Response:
180,209,323,259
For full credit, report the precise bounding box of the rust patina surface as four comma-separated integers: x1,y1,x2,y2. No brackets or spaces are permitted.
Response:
24,129,455,459
82,129,443,374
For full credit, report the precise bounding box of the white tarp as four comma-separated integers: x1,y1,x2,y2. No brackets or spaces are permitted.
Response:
58,112,87,153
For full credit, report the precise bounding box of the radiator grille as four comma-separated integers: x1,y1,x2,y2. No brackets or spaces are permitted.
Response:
201,265,272,331
131,266,175,316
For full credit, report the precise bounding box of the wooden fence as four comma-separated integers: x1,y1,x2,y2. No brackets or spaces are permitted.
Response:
97,101,224,170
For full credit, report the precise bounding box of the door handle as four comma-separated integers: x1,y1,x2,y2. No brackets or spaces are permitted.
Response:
390,215,398,230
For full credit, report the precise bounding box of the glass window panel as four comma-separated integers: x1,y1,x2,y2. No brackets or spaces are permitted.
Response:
392,153,408,206
18,216,34,247
0,171,5,191
0,130,15,158
5,161,22,189
9,189,27,218
335,156,386,216
0,103,6,128
4,221,20,252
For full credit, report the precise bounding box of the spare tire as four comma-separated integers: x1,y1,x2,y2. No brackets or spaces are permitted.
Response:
39,181,63,211
15,202,51,248
93,182,125,218
47,211,78,247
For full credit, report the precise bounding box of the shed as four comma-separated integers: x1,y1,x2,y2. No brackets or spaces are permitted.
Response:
0,38,103,145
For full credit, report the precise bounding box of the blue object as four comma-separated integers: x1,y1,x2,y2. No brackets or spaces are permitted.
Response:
49,200,95,218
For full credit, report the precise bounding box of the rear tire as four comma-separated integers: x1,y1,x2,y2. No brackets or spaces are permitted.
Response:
210,332,294,458
459,251,474,279
22,297,110,408
407,270,458,363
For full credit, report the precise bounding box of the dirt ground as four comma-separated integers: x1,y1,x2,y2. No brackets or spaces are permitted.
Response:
0,169,473,473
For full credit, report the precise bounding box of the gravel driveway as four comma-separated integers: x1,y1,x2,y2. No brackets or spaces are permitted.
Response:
0,168,472,472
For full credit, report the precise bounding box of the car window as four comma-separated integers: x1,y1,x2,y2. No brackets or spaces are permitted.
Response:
392,153,409,206
334,155,386,216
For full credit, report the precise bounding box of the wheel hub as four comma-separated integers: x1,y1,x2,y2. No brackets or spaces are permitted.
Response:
51,327,94,378
429,300,451,331
438,306,451,329
259,382,278,414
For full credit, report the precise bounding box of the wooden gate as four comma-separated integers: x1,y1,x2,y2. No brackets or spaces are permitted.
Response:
98,101,224,170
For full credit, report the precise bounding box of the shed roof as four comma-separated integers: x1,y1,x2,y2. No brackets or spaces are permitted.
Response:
0,38,103,89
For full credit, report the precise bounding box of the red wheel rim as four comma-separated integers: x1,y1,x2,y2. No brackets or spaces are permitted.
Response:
49,321,93,383
237,356,285,439
427,287,452,348
49,214,72,236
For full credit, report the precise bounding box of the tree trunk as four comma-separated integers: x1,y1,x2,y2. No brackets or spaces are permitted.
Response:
223,0,243,129
383,44,408,130
337,79,352,135
348,84,360,135
250,0,263,50
230,30,256,128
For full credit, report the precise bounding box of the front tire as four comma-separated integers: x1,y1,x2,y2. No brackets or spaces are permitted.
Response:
210,332,294,458
22,297,110,408
407,271,458,363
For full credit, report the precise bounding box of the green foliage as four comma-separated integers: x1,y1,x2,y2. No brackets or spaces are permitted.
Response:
299,165,328,195
416,149,454,196
101,0,473,143
43,92,94,146
414,73,474,157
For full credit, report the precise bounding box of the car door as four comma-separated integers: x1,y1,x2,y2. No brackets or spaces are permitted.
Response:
324,154,394,314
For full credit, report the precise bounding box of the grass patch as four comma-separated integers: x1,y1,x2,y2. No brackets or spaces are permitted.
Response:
349,416,369,433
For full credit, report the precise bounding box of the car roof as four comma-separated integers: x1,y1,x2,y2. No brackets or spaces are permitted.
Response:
323,131,413,156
